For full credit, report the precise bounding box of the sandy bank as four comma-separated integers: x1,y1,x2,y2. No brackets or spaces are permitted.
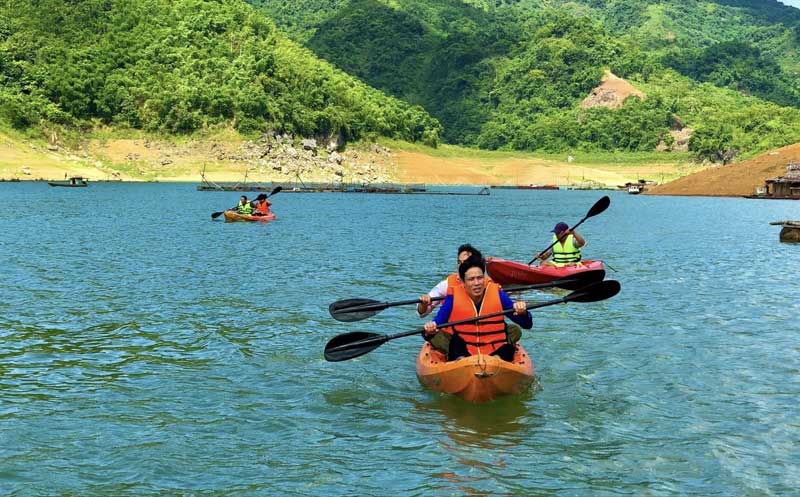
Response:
0,131,702,187
647,143,800,197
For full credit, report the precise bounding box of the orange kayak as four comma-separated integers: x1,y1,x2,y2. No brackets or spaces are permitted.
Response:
416,342,535,403
223,211,277,223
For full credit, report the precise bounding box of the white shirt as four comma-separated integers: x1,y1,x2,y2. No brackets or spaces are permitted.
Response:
417,278,450,318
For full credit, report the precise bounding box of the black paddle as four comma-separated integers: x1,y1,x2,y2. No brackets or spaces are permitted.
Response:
211,186,282,219
328,268,606,322
527,195,610,265
324,279,621,362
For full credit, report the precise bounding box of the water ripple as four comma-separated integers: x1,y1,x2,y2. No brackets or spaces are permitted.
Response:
2,185,799,495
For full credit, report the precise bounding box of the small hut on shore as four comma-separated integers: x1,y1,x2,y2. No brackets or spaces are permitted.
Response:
763,163,800,199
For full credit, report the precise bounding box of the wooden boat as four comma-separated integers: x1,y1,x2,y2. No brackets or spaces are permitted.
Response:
416,342,534,403
486,257,605,286
223,211,277,223
48,176,88,187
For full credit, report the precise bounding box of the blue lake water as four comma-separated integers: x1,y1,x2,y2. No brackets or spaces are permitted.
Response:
1,182,799,496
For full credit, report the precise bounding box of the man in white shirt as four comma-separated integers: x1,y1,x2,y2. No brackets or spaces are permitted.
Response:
416,244,482,317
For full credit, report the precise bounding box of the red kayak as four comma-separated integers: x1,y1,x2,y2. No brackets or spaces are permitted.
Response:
486,257,605,286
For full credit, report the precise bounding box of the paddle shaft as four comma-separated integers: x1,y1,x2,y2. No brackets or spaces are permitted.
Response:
327,297,565,353
324,280,620,361
332,276,586,315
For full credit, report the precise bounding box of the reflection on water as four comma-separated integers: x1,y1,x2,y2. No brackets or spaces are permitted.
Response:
413,389,544,497
412,386,539,448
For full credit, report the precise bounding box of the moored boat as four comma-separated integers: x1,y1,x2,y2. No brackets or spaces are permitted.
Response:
627,184,643,194
48,176,88,187
223,211,277,223
485,257,605,286
416,342,534,403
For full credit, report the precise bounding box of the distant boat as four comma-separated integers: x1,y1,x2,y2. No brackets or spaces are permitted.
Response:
627,184,643,194
48,176,88,187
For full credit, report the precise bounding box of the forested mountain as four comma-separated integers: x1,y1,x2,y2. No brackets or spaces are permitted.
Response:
0,0,441,145
3,0,800,160
250,0,800,159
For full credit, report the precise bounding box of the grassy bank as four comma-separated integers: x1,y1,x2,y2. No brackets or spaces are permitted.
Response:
0,124,705,186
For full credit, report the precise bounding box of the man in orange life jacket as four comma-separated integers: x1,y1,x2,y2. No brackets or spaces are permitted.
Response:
416,244,482,318
423,254,532,361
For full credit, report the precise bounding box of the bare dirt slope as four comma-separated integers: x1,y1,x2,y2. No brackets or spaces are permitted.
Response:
647,143,800,196
580,70,645,110
392,150,699,186
0,132,118,180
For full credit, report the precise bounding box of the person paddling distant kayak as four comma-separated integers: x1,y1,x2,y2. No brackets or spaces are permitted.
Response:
422,254,532,362
537,221,585,267
251,193,272,217
417,243,483,318
231,195,253,215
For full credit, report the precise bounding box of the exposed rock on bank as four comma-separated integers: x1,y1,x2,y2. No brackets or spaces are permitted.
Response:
19,132,398,183
580,71,645,110
209,132,395,184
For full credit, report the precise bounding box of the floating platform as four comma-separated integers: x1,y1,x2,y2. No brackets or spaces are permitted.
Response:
770,220,800,243
744,195,800,200
490,184,559,190
197,181,489,196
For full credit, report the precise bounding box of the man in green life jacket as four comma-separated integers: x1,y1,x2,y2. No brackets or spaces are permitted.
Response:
233,195,253,215
539,221,586,267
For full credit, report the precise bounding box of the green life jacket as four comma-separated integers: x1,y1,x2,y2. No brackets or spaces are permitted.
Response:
551,234,581,266
237,201,253,215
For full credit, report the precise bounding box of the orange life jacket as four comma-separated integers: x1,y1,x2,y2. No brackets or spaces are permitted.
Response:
254,200,271,215
445,273,460,295
445,282,508,355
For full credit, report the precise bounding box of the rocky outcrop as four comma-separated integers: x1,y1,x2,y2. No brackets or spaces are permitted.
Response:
657,127,693,152
580,71,645,110
233,133,394,184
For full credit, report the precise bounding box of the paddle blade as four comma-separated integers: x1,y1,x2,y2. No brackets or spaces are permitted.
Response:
328,298,383,322
552,268,606,290
324,331,385,362
269,186,282,196
211,211,224,219
586,195,611,218
563,280,620,303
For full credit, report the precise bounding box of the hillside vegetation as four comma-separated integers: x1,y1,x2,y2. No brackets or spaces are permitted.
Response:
3,0,800,170
250,0,800,160
0,0,441,145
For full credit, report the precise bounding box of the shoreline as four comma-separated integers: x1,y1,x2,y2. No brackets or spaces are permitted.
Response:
1,130,707,190
12,177,792,199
